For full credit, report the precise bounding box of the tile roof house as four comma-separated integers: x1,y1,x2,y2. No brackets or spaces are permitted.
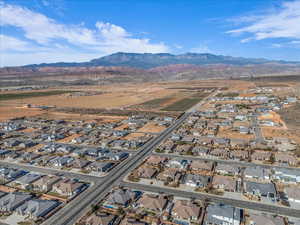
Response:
183,174,210,188
145,155,167,166
244,181,277,201
190,160,213,173
0,168,26,183
191,146,209,157
88,162,115,173
32,175,61,192
229,150,249,160
171,200,201,222
156,169,182,183
284,186,300,204
274,153,298,166
212,175,236,192
209,149,229,159
273,168,300,184
244,166,272,182
10,173,41,190
17,199,60,219
166,159,189,170
119,218,147,225
215,164,239,176
86,213,116,225
104,188,139,208
52,178,85,196
138,194,168,213
174,145,192,154
203,204,242,225
0,192,32,212
251,150,272,162
136,166,158,179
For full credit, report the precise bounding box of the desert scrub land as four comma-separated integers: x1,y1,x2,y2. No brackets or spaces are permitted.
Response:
0,90,75,101
279,103,300,130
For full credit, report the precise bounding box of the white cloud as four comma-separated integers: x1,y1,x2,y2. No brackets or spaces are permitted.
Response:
0,2,169,66
227,1,300,42
0,34,30,51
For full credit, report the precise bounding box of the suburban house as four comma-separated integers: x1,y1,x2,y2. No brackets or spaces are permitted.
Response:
137,194,168,213
284,187,300,204
274,153,298,166
32,175,61,192
215,164,239,176
86,213,117,225
0,168,26,183
251,150,272,162
145,155,167,166
52,178,85,196
203,204,242,225
190,160,213,173
88,162,115,173
183,174,210,188
104,188,139,208
0,192,32,212
209,149,229,159
171,200,202,222
166,159,189,170
244,166,272,182
229,150,249,160
10,173,41,190
191,146,209,157
17,199,60,220
273,168,300,184
244,181,277,201
156,169,182,183
212,175,236,192
136,166,158,179
120,217,146,225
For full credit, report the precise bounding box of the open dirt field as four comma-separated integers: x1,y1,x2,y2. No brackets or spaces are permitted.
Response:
123,132,146,140
0,79,261,121
262,127,300,144
0,105,44,122
137,122,166,133
217,130,255,140
279,103,300,130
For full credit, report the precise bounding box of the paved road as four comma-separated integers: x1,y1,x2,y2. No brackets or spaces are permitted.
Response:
251,114,264,143
0,161,100,183
42,112,191,225
153,152,300,172
121,182,300,218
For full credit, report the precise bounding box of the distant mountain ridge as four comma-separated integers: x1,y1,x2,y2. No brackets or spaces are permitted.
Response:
1,52,300,87
23,52,300,69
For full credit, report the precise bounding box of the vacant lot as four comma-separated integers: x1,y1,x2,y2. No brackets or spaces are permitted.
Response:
0,106,43,121
161,98,201,111
279,103,300,130
0,90,74,101
262,127,300,144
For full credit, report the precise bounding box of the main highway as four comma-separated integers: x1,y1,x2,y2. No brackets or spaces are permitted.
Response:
41,112,191,225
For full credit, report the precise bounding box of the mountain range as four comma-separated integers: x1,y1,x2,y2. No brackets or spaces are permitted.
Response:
23,52,300,69
1,52,300,86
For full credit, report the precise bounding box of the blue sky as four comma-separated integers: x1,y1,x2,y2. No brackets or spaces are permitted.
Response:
1,0,300,66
